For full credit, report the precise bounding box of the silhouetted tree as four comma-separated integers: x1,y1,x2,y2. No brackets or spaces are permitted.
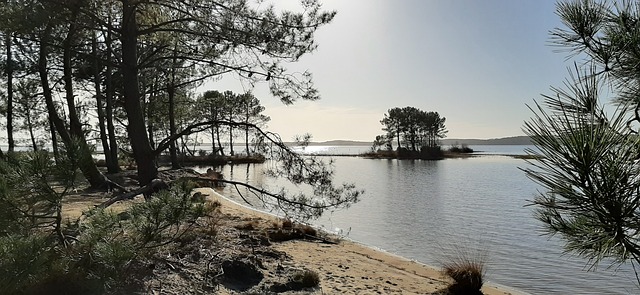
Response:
379,107,447,151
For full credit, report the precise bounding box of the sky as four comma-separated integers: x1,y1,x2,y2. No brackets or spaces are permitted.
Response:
204,0,571,142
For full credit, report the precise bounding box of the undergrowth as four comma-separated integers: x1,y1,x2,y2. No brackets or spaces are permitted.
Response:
0,147,215,294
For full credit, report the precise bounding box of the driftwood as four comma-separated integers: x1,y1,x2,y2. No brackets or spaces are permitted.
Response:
97,168,223,209
97,179,168,209
102,174,129,193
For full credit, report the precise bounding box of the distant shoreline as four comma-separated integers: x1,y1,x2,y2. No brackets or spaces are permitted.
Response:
283,136,532,147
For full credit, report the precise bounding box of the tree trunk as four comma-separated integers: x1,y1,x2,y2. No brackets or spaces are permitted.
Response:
229,108,234,156
26,114,37,151
216,124,224,156
104,20,119,173
245,126,250,155
48,114,59,162
211,126,216,153
62,14,106,189
6,32,14,152
121,1,158,185
147,79,156,149
245,106,250,155
93,32,111,168
168,84,180,169
229,125,234,156
39,26,72,158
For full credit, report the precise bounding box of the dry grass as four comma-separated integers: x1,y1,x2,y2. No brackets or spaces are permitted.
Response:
292,269,320,288
236,220,260,231
440,248,486,295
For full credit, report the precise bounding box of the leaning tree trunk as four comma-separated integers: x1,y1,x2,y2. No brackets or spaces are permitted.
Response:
39,26,73,159
121,1,158,185
62,14,107,189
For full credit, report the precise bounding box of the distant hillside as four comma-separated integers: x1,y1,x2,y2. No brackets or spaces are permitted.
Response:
282,136,533,146
441,136,532,146
283,140,372,146
309,140,372,146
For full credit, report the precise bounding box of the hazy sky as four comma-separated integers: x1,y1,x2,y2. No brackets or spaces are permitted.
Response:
206,0,570,142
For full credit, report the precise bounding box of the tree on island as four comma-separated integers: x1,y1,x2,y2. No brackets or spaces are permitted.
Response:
375,106,447,158
524,0,640,285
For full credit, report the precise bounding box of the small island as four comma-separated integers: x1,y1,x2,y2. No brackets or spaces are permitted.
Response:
364,106,473,160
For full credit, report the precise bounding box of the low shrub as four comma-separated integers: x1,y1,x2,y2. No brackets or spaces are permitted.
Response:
448,144,474,154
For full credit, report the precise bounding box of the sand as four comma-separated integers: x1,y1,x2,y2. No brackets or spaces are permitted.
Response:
201,188,522,295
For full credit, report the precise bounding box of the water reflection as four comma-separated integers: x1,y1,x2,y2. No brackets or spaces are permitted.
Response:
195,156,638,294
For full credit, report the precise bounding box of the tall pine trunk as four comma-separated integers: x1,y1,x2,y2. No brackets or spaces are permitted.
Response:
26,114,37,151
48,115,59,162
245,106,250,155
62,14,107,189
93,32,112,169
104,23,119,173
168,84,179,169
216,124,224,156
229,125,234,156
121,1,158,185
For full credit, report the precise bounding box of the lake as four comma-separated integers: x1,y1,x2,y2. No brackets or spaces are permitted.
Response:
191,145,639,294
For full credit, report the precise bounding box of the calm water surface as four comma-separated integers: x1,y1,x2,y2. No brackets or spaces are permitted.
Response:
200,148,638,294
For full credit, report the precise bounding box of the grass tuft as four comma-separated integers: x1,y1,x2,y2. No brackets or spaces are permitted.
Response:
292,269,320,288
440,248,486,295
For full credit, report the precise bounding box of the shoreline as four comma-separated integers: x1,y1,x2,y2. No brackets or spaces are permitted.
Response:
204,188,528,295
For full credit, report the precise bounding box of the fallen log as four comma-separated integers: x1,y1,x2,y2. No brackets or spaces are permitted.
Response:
97,179,168,209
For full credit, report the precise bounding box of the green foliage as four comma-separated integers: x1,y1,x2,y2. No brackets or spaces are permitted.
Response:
525,0,640,282
0,234,53,293
127,183,208,247
524,69,640,270
0,150,214,293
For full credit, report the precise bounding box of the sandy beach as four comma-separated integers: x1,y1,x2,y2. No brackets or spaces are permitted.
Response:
202,188,522,295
